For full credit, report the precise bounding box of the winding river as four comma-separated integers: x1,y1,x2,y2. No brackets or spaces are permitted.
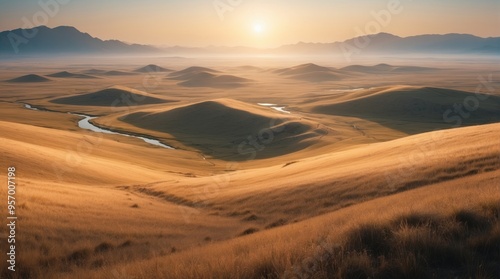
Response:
24,104,40,111
257,103,291,114
23,103,174,149
23,101,291,149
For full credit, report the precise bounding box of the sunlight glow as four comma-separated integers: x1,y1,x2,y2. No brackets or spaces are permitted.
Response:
253,23,264,34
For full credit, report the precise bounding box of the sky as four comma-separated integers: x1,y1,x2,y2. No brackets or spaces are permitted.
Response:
0,0,499,48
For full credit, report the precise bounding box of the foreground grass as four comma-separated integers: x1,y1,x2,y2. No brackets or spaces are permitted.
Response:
3,184,499,279
78,206,498,279
307,204,500,279
1,124,498,278
54,171,499,279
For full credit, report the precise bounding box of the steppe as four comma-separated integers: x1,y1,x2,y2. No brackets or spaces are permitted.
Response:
0,56,499,278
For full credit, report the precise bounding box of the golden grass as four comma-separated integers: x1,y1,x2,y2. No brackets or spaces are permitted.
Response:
136,123,500,226
0,177,247,279
65,170,500,279
0,121,497,279
0,60,498,278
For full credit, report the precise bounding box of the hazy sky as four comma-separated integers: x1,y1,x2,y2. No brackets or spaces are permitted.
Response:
0,0,499,47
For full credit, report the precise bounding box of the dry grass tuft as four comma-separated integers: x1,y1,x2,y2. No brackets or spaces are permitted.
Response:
326,204,500,278
66,248,92,266
240,228,260,236
94,242,115,253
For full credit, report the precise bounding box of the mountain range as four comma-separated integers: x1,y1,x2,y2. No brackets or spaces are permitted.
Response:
0,26,158,55
0,25,498,56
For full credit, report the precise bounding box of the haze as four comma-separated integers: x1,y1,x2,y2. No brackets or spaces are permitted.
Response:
1,0,499,47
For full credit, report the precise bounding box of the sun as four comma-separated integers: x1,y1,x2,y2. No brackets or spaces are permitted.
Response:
252,22,265,34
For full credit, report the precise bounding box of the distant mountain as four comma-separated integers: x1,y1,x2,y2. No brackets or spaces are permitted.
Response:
0,25,498,56
334,33,500,54
0,26,159,55
279,33,500,55
165,33,499,55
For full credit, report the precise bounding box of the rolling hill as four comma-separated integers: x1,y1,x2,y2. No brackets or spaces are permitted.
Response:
6,74,51,83
310,86,500,132
340,64,438,73
47,71,98,79
176,72,252,88
118,99,327,159
50,86,172,107
168,66,220,80
275,63,349,82
274,63,334,75
167,67,250,88
134,64,173,73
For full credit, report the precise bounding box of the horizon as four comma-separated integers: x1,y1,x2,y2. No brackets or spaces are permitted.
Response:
2,24,499,50
0,0,499,48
